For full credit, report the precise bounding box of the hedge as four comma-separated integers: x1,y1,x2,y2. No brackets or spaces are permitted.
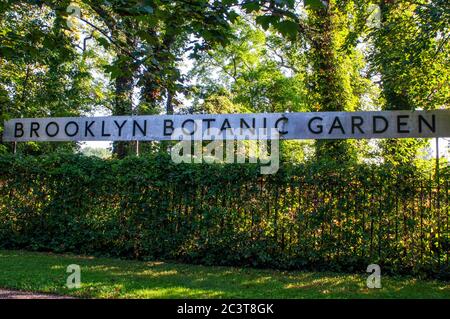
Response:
0,153,448,278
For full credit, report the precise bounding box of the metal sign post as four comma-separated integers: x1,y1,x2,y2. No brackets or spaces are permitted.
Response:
436,138,440,184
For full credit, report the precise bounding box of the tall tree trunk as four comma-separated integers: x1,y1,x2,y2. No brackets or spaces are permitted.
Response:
112,25,136,158
0,80,11,152
377,0,424,165
309,1,355,161
112,62,134,158
166,91,174,115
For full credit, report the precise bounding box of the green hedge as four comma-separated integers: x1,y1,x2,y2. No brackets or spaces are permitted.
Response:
0,153,448,278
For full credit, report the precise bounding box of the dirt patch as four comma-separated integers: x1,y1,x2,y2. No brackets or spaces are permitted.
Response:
0,289,75,299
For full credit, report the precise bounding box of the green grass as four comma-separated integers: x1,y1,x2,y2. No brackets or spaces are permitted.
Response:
0,250,448,299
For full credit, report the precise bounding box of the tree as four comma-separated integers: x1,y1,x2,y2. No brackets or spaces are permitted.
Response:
190,19,308,114
369,0,450,165
189,17,311,161
0,0,105,155
237,0,375,161
63,0,239,157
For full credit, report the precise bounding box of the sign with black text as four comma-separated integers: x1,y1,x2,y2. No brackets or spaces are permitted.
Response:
3,110,450,142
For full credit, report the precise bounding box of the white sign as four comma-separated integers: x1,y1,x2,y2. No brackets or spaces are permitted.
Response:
3,110,450,142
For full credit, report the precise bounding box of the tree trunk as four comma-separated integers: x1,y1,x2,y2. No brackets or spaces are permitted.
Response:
377,0,424,165
112,25,137,159
112,63,134,158
166,90,174,115
309,1,355,161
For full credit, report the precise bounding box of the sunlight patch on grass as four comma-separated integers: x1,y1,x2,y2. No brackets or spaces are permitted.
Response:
121,286,226,299
144,261,166,267
122,269,179,277
50,265,65,270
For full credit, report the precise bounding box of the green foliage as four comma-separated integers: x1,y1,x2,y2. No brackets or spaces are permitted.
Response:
370,1,449,111
368,1,450,163
305,0,326,10
190,19,309,114
0,154,448,278
80,146,112,159
0,1,107,154
2,1,448,163
190,93,250,114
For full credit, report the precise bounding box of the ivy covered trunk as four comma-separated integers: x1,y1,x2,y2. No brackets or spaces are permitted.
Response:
376,0,427,165
113,58,134,158
0,87,5,151
112,24,137,159
308,1,356,162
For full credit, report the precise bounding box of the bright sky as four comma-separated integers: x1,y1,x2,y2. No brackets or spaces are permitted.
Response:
431,138,450,159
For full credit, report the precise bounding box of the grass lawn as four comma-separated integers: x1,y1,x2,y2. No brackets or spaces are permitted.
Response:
0,250,448,299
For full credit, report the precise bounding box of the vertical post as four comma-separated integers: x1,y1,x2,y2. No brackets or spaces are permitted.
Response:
436,138,440,183
435,137,441,269
133,105,140,157
13,142,17,154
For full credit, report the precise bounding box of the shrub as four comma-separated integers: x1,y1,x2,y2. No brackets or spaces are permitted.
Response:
0,153,448,278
